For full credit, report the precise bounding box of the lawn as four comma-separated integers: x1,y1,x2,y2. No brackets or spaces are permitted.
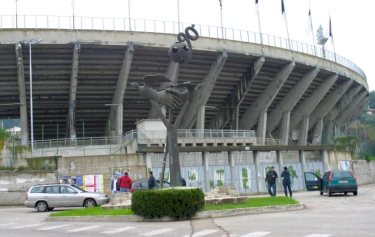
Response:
50,196,299,217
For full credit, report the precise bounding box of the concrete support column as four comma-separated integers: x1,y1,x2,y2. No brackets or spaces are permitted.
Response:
15,43,28,145
196,105,205,136
203,152,210,192
312,118,324,145
321,150,329,173
146,153,153,171
299,150,306,190
67,43,80,141
298,115,309,145
228,151,236,186
326,121,334,145
254,151,262,193
256,109,267,145
278,111,290,145
277,150,283,173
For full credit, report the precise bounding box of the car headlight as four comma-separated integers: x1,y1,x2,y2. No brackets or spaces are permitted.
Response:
98,195,107,198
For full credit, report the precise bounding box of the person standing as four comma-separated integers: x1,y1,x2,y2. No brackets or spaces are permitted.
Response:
265,166,278,196
148,171,156,189
119,172,132,192
111,174,120,194
181,177,186,186
281,166,292,198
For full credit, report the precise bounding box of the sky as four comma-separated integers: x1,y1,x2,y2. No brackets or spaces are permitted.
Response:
1,0,374,91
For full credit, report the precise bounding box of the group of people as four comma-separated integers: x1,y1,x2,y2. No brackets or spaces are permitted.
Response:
111,172,132,194
265,166,292,198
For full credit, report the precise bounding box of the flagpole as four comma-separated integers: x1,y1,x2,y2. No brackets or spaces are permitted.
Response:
220,0,224,39
177,0,180,32
282,0,291,49
309,2,316,55
256,0,263,44
329,13,337,62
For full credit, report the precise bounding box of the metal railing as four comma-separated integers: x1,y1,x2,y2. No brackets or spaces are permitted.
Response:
32,136,122,149
0,14,366,80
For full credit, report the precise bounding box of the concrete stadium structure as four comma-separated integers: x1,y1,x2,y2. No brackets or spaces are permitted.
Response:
0,16,369,147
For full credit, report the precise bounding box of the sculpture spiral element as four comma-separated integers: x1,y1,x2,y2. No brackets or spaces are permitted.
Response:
168,25,199,64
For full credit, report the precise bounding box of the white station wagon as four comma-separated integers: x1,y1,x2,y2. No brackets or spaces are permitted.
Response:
25,183,110,212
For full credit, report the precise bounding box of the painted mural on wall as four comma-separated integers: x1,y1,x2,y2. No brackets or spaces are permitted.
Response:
338,161,350,171
59,174,104,192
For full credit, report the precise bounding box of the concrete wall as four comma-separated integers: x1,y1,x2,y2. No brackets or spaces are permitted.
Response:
0,171,57,206
353,160,375,185
58,154,147,196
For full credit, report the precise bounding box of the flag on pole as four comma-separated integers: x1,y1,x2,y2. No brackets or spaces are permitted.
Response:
281,0,285,15
329,17,333,37
219,0,222,7
307,9,312,35
255,0,259,13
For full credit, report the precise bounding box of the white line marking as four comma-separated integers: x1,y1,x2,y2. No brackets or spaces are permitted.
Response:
12,223,43,229
304,234,331,237
37,224,69,230
101,226,137,234
67,225,101,232
140,228,174,236
239,231,271,237
181,229,219,237
0,223,16,227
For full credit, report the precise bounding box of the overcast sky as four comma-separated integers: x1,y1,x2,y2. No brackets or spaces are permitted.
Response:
1,0,374,91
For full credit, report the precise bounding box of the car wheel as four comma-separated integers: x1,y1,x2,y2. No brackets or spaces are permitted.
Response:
83,198,97,208
328,188,332,197
36,201,48,212
47,208,54,211
353,191,358,196
320,191,323,196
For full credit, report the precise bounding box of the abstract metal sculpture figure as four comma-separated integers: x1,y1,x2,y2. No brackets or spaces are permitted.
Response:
168,25,199,64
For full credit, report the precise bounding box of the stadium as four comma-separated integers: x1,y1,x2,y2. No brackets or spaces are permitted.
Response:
0,15,370,195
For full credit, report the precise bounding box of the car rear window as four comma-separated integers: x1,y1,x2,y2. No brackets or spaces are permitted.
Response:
332,171,353,178
30,186,45,193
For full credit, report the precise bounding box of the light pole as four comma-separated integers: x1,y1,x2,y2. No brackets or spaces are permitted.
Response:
71,0,75,29
15,0,18,28
24,39,42,157
128,0,131,31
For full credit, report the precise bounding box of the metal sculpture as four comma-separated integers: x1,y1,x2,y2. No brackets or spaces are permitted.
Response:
131,25,200,186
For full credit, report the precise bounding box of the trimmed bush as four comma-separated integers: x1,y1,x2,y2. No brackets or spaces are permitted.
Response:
131,188,204,219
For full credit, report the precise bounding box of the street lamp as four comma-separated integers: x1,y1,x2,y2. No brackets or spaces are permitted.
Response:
24,39,42,157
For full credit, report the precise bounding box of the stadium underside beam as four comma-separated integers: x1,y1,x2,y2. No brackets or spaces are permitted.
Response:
148,61,180,119
308,79,352,131
15,43,28,145
289,73,338,133
208,57,265,130
311,117,324,145
345,99,368,124
267,67,319,134
106,44,134,137
179,51,228,129
67,43,80,140
238,61,295,130
334,91,367,125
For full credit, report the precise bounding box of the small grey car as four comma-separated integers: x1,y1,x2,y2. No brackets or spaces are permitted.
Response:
25,183,110,212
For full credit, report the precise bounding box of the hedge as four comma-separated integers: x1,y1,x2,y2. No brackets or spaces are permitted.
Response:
131,188,204,219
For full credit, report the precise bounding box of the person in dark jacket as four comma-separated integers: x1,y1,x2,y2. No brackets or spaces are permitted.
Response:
148,171,156,189
265,166,278,196
181,177,186,186
281,166,292,198
111,174,120,194
119,172,132,192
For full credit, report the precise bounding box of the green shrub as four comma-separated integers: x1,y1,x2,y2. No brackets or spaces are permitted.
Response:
17,165,27,171
131,188,204,219
0,166,14,171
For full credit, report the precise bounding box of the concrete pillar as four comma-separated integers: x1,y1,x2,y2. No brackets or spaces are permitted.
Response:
312,117,324,145
15,43,28,145
228,151,236,186
180,51,228,129
196,105,205,133
299,150,306,190
277,150,283,174
298,115,309,145
256,109,267,145
203,152,210,192
67,43,80,141
335,92,367,124
345,100,368,124
326,120,334,145
146,153,153,171
278,111,290,145
239,61,295,130
267,67,318,133
107,44,134,137
321,150,329,173
253,151,262,193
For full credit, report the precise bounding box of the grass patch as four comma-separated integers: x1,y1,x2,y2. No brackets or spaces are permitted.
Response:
204,197,299,211
50,206,134,217
50,197,298,217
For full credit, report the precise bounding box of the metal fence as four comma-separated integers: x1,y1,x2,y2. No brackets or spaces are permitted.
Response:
0,14,366,80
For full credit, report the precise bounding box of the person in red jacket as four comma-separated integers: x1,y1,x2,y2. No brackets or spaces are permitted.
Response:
119,172,132,192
